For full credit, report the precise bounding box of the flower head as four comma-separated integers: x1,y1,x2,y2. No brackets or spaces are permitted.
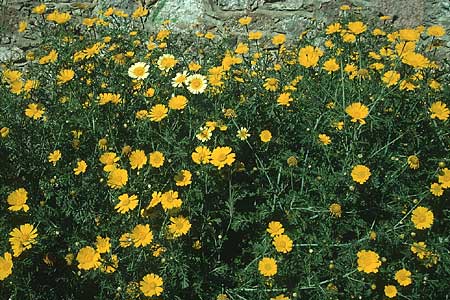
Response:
395,269,412,286
174,170,192,186
0,252,13,281
128,62,149,80
107,168,128,189
140,273,163,297
192,146,211,164
115,193,139,213
130,224,153,247
149,104,168,122
429,101,449,121
267,221,284,236
210,146,235,169
351,165,371,184
9,223,38,257
345,102,369,124
258,257,277,276
129,149,147,170
25,103,45,120
273,234,293,253
186,74,207,94
260,130,272,142
7,188,29,212
384,285,397,298
411,206,434,229
76,246,101,270
357,250,381,273
73,160,87,175
48,150,62,166
168,216,192,237
157,54,177,71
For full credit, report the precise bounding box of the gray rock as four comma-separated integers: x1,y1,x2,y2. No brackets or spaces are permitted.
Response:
0,46,24,63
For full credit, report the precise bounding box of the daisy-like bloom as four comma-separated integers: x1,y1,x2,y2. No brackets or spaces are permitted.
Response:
32,3,46,14
384,285,397,298
260,130,272,142
427,25,445,37
25,103,45,119
18,21,27,33
395,269,412,286
272,33,286,45
192,146,211,164
129,149,147,170
345,102,369,124
322,58,340,73
407,155,419,169
38,49,58,65
326,23,342,34
57,69,75,85
347,21,367,35
119,233,132,248
411,241,428,259
329,203,342,217
351,165,371,184
101,254,118,273
140,273,163,297
210,146,235,169
356,250,381,273
318,134,331,145
7,188,29,212
48,150,62,166
402,52,429,69
115,193,139,213
263,77,279,91
9,223,38,257
161,190,183,211
148,191,162,208
439,168,450,188
0,252,13,281
172,71,189,87
107,168,128,189
196,126,213,142
149,104,168,122
98,93,122,105
258,257,277,277
174,170,192,186
1,127,9,138
399,28,420,41
277,93,293,106
186,74,207,94
430,183,444,197
248,31,263,40
99,152,119,172
157,54,177,71
46,10,71,24
239,16,252,26
73,160,87,175
236,127,250,141
149,151,165,168
267,221,284,236
76,246,101,270
168,216,192,237
131,224,153,247
128,62,149,80
411,206,434,229
168,95,188,110
95,236,111,253
132,6,148,18
382,70,401,87
272,234,293,253
429,101,449,121
235,42,249,55
298,45,324,68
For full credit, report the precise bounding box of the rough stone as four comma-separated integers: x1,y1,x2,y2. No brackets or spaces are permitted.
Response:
0,46,24,63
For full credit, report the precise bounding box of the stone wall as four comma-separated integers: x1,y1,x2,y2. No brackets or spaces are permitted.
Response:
1,0,449,63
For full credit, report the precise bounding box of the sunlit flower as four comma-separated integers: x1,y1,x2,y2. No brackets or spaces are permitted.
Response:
168,95,188,110
351,165,371,184
73,160,87,175
260,130,272,142
345,102,369,124
172,71,189,87
429,101,449,121
76,246,101,270
129,149,147,170
48,150,62,166
95,236,111,253
115,193,139,213
130,224,153,247
277,93,293,106
128,62,149,80
168,216,191,237
236,127,250,140
149,151,165,168
57,69,75,85
186,74,207,94
192,146,211,164
160,190,182,211
395,269,412,286
318,134,331,145
382,70,401,87
149,104,168,122
267,221,284,236
25,103,45,120
0,252,13,281
411,206,434,229
210,146,235,169
107,168,128,189
273,234,293,253
357,250,381,273
258,257,277,276
298,45,323,68
384,285,397,298
407,155,419,169
7,188,29,212
140,273,163,297
174,170,192,186
329,203,342,217
157,54,177,71
9,223,38,257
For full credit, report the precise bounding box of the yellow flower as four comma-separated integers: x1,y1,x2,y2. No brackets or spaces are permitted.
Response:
149,104,168,122
32,3,47,14
7,188,29,212
411,242,428,259
46,10,71,24
131,224,153,247
95,236,111,253
395,269,412,286
351,165,371,184
427,25,445,37
98,93,121,105
438,167,450,188
322,58,340,73
329,203,342,217
161,190,182,211
272,34,286,45
210,146,236,169
48,150,62,166
168,216,192,237
0,252,13,281
1,127,9,138
99,152,119,171
318,134,331,145
402,52,429,69
298,45,323,68
140,273,163,297
168,95,188,110
345,102,369,124
238,16,252,26
186,74,207,94
258,257,277,276
267,221,284,237
115,193,139,213
411,206,434,229
263,78,279,91
429,101,449,121
25,103,45,120
107,168,128,189
119,233,132,248
132,6,148,18
384,285,397,298
347,21,366,35
271,294,290,300
38,49,58,64
382,70,401,87
248,31,263,40
128,62,149,80
273,234,293,253
157,54,177,71
236,127,250,141
149,151,165,168
277,93,293,106
76,246,101,270
174,170,192,186
260,130,272,142
57,69,75,85
326,23,341,34
129,149,147,170
399,28,420,41
192,146,211,164
9,223,38,257
430,183,444,197
235,42,249,55
357,250,381,273
18,21,27,33
407,155,419,169
73,160,87,175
